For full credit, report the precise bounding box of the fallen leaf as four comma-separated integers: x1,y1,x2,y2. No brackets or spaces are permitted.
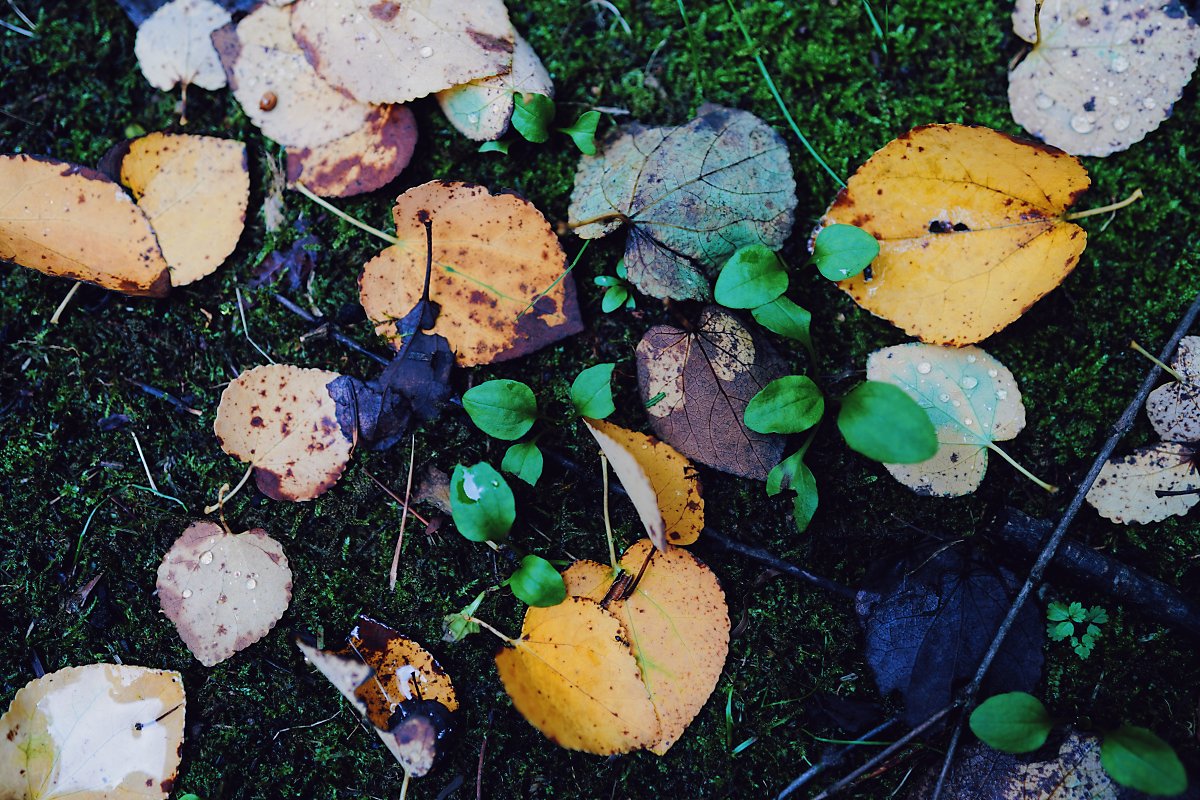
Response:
1146,336,1200,442
436,33,553,141
211,4,372,149
857,546,1043,725
135,0,231,93
290,0,514,104
583,418,704,548
569,104,797,300
495,596,660,754
156,520,293,667
286,103,418,198
116,0,256,25
120,132,249,286
564,539,729,754
636,306,787,481
1086,443,1200,524
214,363,355,501
866,343,1028,496
0,664,185,799
821,124,1091,345
359,181,583,366
0,154,170,297
1009,0,1200,157
249,229,318,290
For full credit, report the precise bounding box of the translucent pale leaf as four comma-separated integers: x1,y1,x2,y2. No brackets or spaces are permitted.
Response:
1086,443,1200,524
135,0,230,92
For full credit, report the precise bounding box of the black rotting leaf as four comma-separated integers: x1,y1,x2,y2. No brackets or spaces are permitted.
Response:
856,546,1043,725
249,226,318,291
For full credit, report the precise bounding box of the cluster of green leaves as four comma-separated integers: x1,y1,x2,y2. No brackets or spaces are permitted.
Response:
969,692,1187,796
711,230,937,534
594,259,637,312
481,93,600,155
1046,600,1108,659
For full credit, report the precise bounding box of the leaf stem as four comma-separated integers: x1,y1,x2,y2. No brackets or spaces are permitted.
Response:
204,464,254,515
465,615,514,645
389,435,418,592
986,442,1057,493
600,453,619,574
50,281,80,325
1033,0,1044,45
1130,339,1185,382
292,182,404,247
1064,188,1143,221
130,430,158,493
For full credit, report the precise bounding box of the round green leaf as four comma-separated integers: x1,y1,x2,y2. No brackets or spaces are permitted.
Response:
449,462,515,543
1101,725,1188,796
462,379,537,440
569,363,616,419
714,245,788,309
509,554,567,607
969,692,1052,754
837,381,938,463
501,442,544,486
745,376,824,434
811,224,879,281
752,296,813,350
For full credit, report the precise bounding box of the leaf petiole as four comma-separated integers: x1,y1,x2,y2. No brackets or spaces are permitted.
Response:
1063,188,1143,221
292,182,404,247
1130,339,1186,382
986,442,1057,493
465,615,514,645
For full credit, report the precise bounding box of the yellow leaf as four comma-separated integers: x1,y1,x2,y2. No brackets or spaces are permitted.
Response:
494,596,660,754
285,104,417,199
822,124,1090,346
564,539,729,755
0,154,170,297
583,418,704,548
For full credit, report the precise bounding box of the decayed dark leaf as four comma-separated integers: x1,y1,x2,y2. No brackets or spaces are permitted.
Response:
636,306,787,481
856,546,1043,725
569,104,796,301
248,228,318,290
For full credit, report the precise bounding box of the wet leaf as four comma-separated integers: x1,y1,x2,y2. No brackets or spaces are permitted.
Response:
564,539,730,754
0,154,170,297
509,554,567,607
1102,725,1187,795
583,418,704,548
838,381,938,464
810,223,878,281
969,692,1053,753
866,343,1029,496
156,520,292,667
511,93,556,143
135,0,230,92
569,363,616,419
437,33,553,142
286,103,417,198
857,547,1043,725
214,364,355,501
713,244,788,309
359,181,583,366
744,376,824,435
1146,336,1200,442
494,596,660,754
1009,0,1200,156
449,462,515,542
570,105,797,301
820,124,1090,345
0,664,186,800
290,0,514,104
636,306,787,481
120,132,249,286
462,379,537,440
1086,443,1200,524
502,441,543,486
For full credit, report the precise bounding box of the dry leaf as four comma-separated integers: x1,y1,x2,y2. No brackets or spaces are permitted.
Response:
0,664,185,800
0,154,170,297
436,33,553,141
564,539,729,754
583,418,704,548
636,306,786,481
156,520,292,666
866,343,1026,497
1146,336,1200,442
214,363,355,501
290,0,514,104
135,0,231,92
821,124,1090,345
120,132,249,286
359,181,583,366
569,105,797,301
494,596,660,754
1086,443,1200,524
211,4,371,149
1009,0,1200,157
286,103,417,198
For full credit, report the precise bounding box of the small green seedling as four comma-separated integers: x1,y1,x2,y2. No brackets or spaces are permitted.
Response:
811,224,879,281
594,259,636,312
443,591,485,642
507,554,567,607
713,244,788,309
1046,600,1108,659
462,379,538,441
559,110,601,155
501,442,544,487
510,94,601,154
969,692,1053,753
837,381,938,464
449,462,515,543
744,376,823,435
478,140,511,155
569,363,616,419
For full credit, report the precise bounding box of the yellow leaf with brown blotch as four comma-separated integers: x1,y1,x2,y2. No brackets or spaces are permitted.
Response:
820,124,1091,346
286,103,417,199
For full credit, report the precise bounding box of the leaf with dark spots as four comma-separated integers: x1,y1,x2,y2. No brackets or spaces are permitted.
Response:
635,306,787,481
856,546,1043,725
285,103,417,199
569,105,797,301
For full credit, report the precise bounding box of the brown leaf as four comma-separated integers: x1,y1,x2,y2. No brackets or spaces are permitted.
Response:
286,103,417,198
359,181,583,366
121,132,249,286
636,306,786,480
135,0,230,92
156,520,293,666
0,154,170,297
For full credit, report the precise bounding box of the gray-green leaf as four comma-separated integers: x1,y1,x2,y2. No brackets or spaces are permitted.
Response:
570,363,616,418
714,245,788,309
811,224,879,281
838,381,938,464
449,463,515,543
745,376,824,434
462,379,537,440
969,692,1052,754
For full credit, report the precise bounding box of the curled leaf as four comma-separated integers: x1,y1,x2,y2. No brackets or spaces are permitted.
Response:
286,103,417,198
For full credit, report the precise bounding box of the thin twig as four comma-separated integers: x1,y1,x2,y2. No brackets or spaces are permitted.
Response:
0,17,33,36
130,431,158,493
364,469,430,527
237,287,275,364
601,453,618,573
49,282,81,324
389,435,418,592
701,528,855,600
7,0,36,30
271,707,343,741
272,293,390,366
476,709,494,800
776,716,899,799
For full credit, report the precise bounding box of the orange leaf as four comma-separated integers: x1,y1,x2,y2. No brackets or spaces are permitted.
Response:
821,124,1090,345
286,104,417,198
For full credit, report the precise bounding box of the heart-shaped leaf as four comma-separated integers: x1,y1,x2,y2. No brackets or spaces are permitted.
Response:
135,0,230,92
437,33,553,142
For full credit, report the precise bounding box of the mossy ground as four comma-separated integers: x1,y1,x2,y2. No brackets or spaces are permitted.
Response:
2,0,1200,797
